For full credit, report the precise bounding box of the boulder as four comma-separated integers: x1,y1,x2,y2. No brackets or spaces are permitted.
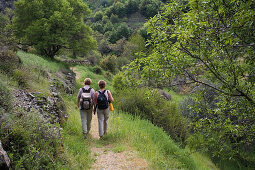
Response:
0,141,11,170
158,89,171,100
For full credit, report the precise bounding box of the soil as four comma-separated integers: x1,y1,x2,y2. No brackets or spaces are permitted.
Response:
90,114,148,170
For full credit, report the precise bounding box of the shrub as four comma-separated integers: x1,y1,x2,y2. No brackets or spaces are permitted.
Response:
99,55,118,73
139,0,162,18
94,11,103,21
0,79,12,112
12,68,28,88
92,66,103,74
112,2,126,18
91,22,104,34
98,39,111,55
125,0,139,16
116,57,129,70
0,50,21,74
110,14,119,23
0,109,61,169
115,87,189,142
113,72,129,91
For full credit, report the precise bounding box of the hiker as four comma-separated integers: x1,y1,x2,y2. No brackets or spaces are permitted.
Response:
94,80,114,139
77,78,95,137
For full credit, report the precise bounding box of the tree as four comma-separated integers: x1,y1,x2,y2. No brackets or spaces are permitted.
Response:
139,0,163,18
126,0,255,164
13,0,96,58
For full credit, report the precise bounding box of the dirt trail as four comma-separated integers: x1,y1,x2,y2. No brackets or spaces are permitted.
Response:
90,114,148,170
72,67,148,169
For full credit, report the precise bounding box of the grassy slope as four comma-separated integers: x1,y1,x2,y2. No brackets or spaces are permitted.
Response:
14,51,217,169
108,112,217,169
74,64,218,169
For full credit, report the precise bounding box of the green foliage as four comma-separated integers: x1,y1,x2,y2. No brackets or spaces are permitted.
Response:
139,0,163,18
94,11,104,21
91,22,104,33
108,23,132,43
127,0,255,165
91,65,103,74
100,55,118,73
12,68,28,88
109,112,217,169
114,87,189,142
13,0,96,58
0,50,21,74
98,39,111,55
125,0,139,15
0,79,12,112
0,9,17,50
112,72,129,91
122,33,146,60
110,14,119,23
0,110,62,169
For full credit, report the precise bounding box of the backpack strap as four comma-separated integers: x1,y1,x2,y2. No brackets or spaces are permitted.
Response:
98,90,106,94
82,87,91,93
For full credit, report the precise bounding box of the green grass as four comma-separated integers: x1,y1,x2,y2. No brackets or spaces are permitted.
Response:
164,88,189,103
17,51,68,73
61,94,93,169
106,111,218,170
74,65,113,92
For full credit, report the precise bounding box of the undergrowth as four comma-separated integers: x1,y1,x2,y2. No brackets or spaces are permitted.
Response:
108,111,218,169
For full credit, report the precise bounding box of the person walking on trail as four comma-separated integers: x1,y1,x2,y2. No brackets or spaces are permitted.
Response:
94,80,114,139
77,78,95,137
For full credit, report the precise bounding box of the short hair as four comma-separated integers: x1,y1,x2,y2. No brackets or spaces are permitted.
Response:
84,78,92,85
98,80,106,89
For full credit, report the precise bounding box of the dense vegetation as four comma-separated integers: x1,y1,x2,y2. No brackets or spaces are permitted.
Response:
124,0,255,168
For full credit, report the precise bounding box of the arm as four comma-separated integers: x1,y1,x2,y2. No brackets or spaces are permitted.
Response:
107,90,114,102
77,97,80,108
94,92,98,105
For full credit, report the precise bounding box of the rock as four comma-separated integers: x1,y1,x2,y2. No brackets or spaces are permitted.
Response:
0,141,11,170
158,90,171,100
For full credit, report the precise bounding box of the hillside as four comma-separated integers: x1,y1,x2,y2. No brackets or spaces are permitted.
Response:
0,51,218,169
1,0,254,169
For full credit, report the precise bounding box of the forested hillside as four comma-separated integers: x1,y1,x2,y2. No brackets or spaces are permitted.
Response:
0,0,254,169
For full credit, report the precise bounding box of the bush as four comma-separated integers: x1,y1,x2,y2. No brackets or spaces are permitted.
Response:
94,11,103,21
0,50,21,74
113,72,129,91
115,87,189,142
91,22,104,34
125,0,139,16
92,65,103,74
184,86,255,167
0,109,61,169
12,68,28,88
99,55,118,73
0,79,12,112
116,57,129,70
139,0,162,18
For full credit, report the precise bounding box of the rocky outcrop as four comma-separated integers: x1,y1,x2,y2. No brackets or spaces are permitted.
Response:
62,59,91,65
158,89,171,100
13,90,68,125
54,70,76,95
0,141,11,170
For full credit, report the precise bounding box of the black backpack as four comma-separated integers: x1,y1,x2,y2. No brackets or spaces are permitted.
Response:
80,88,92,110
97,90,109,109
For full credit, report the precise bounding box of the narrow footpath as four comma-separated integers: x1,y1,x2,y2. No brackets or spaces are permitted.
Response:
72,67,148,169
